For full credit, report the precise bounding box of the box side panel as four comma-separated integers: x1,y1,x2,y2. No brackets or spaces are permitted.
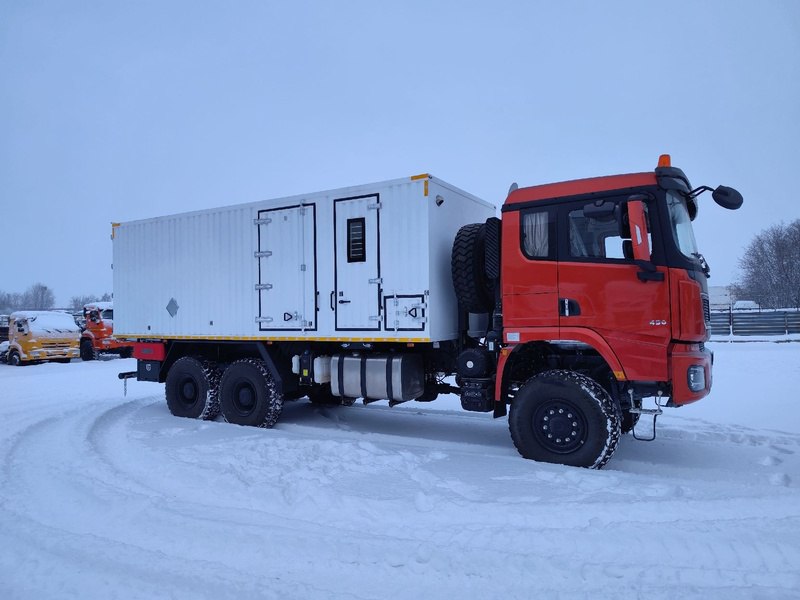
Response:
426,180,497,340
374,179,430,338
113,176,493,343
114,205,258,338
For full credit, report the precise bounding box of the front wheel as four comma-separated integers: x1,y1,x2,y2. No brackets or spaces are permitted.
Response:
8,351,22,366
509,370,621,469
80,339,95,361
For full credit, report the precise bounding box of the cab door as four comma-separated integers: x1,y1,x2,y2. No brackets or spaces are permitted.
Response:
557,196,671,380
501,207,559,330
334,194,381,331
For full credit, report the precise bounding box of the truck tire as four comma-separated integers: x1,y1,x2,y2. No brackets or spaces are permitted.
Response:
508,370,621,469
8,350,22,366
451,223,493,313
165,356,222,420
220,358,284,428
80,339,96,361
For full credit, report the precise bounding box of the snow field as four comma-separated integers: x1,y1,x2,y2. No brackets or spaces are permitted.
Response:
0,342,799,599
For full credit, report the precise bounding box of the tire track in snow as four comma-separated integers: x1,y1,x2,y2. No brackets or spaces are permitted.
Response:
2,356,800,599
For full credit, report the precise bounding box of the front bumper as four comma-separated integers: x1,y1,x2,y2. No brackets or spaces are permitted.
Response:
26,347,80,361
669,342,713,405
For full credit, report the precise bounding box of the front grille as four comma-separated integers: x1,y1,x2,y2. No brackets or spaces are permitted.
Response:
701,295,710,323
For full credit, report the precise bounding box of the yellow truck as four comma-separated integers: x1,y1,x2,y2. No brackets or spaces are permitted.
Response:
6,311,80,365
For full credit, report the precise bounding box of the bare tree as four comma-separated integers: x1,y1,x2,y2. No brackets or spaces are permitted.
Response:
70,292,112,311
70,295,99,311
734,220,800,309
23,283,56,310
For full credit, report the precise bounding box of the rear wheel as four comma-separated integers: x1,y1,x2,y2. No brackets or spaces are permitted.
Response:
165,356,222,420
509,370,621,469
220,359,283,428
8,351,22,366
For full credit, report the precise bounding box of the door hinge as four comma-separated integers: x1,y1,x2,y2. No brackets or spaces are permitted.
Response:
254,251,272,258
254,217,272,225
255,283,273,291
368,203,382,210
369,277,383,284
369,316,381,322
256,316,273,323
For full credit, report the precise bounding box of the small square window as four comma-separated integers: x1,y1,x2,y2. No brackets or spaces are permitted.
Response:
347,218,366,263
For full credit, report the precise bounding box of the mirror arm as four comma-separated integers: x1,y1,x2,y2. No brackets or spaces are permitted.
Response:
635,260,665,282
687,185,714,200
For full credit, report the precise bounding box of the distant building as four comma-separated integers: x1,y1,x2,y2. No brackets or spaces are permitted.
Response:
732,300,760,311
708,285,732,311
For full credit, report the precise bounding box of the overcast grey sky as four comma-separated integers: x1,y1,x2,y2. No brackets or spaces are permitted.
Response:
1,1,798,306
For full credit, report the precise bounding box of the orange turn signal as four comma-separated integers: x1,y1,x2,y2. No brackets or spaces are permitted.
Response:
657,154,672,168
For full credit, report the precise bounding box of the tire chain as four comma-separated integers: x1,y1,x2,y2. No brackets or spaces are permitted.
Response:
198,359,223,420
227,358,284,428
514,370,622,469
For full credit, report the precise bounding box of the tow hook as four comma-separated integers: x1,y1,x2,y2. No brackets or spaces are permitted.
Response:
118,371,137,396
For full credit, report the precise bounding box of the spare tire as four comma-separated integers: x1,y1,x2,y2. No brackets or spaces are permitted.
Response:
451,223,493,312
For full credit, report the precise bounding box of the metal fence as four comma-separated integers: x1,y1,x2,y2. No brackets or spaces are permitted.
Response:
709,310,800,336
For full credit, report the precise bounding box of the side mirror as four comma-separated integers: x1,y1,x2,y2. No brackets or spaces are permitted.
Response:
627,198,664,282
627,200,651,262
712,185,743,210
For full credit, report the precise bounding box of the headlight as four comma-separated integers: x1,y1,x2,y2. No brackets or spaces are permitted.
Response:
687,365,706,392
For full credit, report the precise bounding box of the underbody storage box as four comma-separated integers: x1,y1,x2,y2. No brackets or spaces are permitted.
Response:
113,175,494,343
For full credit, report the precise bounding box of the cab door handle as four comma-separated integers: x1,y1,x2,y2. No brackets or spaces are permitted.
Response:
559,298,581,317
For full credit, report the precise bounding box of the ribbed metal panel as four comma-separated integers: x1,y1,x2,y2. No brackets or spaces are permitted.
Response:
113,175,495,342
114,205,256,338
709,310,800,336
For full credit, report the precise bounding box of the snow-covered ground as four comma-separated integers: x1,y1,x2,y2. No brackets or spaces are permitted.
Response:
1,342,799,599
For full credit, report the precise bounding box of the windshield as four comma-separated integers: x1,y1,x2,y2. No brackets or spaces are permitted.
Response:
666,190,700,258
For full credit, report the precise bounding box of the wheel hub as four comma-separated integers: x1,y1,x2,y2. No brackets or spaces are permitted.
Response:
179,378,198,406
533,399,587,454
233,382,256,415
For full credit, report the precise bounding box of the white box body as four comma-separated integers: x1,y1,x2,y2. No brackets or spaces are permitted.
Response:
113,175,494,343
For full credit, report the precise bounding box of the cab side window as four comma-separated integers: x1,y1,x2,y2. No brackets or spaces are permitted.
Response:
567,206,624,259
565,200,651,261
521,209,554,259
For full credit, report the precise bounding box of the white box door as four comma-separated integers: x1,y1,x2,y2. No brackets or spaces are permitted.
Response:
257,205,317,330
334,195,380,330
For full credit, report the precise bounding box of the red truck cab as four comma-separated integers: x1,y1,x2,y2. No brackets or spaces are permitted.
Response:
485,155,742,465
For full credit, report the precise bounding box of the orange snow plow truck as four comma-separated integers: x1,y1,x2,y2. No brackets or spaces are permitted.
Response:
80,302,133,360
114,156,742,468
